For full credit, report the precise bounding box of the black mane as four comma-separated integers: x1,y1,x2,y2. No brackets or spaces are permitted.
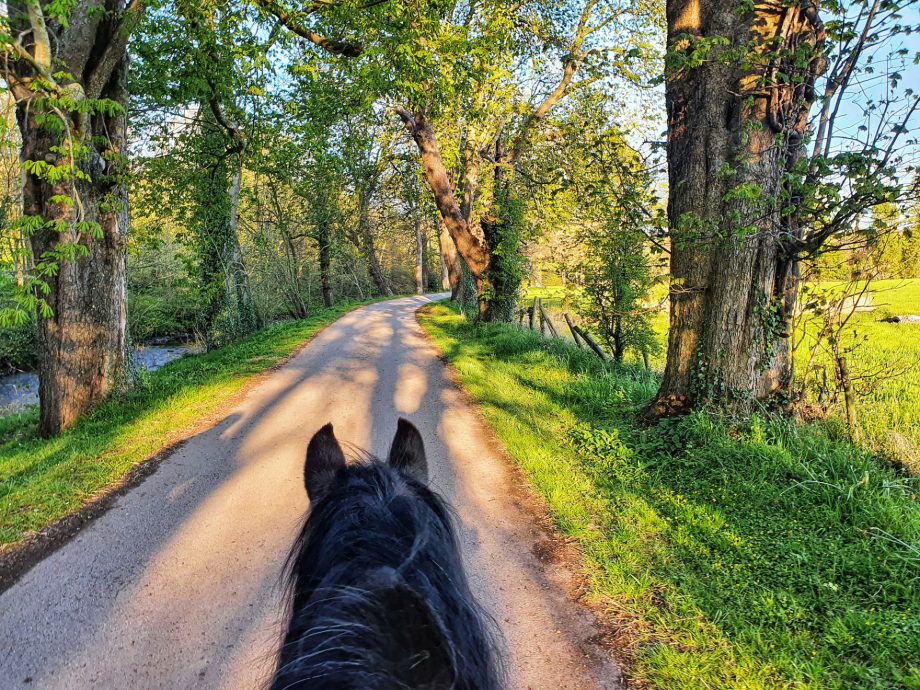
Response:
272,455,504,690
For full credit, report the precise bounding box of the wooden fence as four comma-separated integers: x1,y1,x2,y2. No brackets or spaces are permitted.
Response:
517,297,607,362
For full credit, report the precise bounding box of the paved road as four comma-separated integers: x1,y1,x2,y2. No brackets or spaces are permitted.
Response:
0,295,621,689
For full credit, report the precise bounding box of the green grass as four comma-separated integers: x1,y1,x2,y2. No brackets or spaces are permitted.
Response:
796,280,920,468
527,279,920,467
419,301,920,690
0,299,381,549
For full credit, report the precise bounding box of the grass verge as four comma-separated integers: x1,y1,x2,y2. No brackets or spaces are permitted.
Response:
526,280,920,471
0,299,382,550
419,301,920,690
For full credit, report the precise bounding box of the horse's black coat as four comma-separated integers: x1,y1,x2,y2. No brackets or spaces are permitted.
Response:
271,420,504,690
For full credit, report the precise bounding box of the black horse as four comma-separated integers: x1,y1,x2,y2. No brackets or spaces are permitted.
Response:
271,419,504,690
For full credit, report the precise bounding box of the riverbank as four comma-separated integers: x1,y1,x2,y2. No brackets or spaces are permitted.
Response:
0,342,200,415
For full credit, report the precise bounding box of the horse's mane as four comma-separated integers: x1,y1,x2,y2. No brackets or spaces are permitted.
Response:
271,457,504,690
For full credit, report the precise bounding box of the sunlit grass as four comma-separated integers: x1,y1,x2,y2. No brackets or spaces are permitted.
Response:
526,279,920,467
419,301,920,689
0,299,381,549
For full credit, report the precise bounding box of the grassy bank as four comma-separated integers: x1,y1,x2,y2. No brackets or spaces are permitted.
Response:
0,299,379,550
527,279,920,467
419,302,920,689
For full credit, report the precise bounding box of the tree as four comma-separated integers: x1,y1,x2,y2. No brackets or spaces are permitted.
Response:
391,0,652,321
131,2,266,349
656,0,918,412
552,89,665,366
1,1,146,436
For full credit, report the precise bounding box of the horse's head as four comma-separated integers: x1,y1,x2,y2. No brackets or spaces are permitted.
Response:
304,418,428,504
273,418,503,690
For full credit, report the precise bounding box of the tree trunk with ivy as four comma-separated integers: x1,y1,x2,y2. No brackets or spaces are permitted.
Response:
191,119,258,350
655,0,824,414
7,1,144,436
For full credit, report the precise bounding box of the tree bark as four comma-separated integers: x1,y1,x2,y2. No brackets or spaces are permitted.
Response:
193,119,257,349
657,0,824,410
7,2,142,436
227,157,259,332
414,216,425,294
318,223,333,308
362,228,391,297
396,106,491,317
438,218,461,298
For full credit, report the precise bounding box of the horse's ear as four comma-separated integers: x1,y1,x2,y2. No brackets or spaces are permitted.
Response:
388,418,428,483
305,423,346,501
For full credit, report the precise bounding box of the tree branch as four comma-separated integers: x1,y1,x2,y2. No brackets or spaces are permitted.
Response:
394,104,417,135
508,0,599,165
26,0,51,72
85,0,148,100
253,0,362,57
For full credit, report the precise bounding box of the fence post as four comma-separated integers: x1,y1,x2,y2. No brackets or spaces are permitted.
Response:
564,313,585,348
541,303,559,338
573,325,608,361
837,356,860,443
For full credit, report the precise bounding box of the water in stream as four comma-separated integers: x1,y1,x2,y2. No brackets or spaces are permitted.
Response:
0,343,198,416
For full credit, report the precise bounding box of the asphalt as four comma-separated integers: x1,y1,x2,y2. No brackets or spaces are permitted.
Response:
0,295,621,689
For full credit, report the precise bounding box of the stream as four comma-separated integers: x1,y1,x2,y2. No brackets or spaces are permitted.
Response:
0,343,198,416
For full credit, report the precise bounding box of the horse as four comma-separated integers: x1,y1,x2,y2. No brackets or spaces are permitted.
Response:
270,418,504,690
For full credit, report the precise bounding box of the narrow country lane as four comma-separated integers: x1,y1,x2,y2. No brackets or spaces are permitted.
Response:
0,295,621,690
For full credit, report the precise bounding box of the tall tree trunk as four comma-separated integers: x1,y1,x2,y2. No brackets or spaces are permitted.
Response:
318,224,333,308
438,225,449,291
396,106,491,317
5,0,145,436
363,228,392,297
613,315,624,364
438,218,461,298
227,157,259,332
414,216,425,294
13,34,134,437
657,0,824,411
194,126,257,349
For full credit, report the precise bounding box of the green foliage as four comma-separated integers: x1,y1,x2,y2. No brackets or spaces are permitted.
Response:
420,302,920,690
131,1,267,347
547,89,664,363
483,184,529,320
0,313,37,372
575,227,661,364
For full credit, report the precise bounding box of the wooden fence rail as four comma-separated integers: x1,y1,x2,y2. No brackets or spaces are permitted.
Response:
517,297,607,362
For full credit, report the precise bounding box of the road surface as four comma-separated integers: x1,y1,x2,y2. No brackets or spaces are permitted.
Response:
0,295,621,689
